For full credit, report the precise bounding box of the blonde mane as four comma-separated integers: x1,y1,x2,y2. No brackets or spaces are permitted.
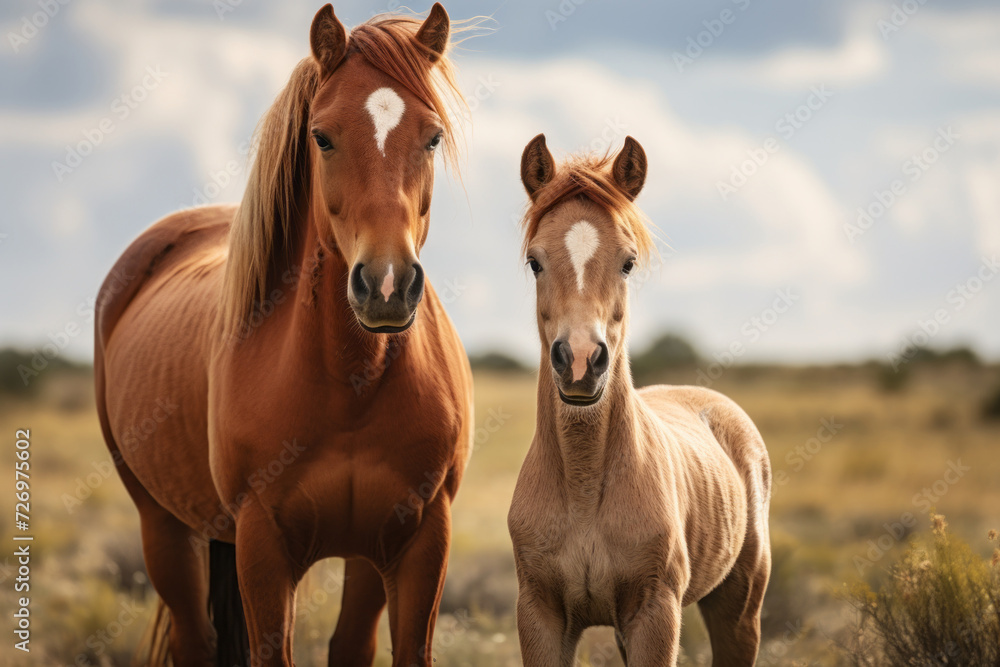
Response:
220,11,468,336
521,153,656,264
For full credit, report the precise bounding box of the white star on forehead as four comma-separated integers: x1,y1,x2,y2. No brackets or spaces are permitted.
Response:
564,221,600,292
365,87,405,156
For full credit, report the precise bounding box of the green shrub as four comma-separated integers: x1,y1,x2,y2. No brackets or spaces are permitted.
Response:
842,514,1000,666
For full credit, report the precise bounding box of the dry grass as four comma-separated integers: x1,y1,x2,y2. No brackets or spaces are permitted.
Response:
0,360,997,664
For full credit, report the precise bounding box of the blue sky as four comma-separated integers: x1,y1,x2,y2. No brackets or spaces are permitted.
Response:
1,0,999,365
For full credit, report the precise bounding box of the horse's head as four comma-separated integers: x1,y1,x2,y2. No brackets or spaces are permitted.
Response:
222,4,464,339
308,4,455,333
519,134,652,406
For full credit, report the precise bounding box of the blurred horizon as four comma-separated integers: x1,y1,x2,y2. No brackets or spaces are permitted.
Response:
2,0,1000,367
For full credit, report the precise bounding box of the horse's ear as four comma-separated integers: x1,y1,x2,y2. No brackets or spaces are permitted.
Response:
611,136,647,200
310,4,347,79
521,134,556,201
415,3,450,63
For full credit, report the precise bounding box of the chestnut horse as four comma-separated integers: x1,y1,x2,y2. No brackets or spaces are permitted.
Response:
507,135,771,666
93,5,472,666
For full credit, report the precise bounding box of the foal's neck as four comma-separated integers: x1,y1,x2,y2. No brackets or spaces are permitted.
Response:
537,352,637,512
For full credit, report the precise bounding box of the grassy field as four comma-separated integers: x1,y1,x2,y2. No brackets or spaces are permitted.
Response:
0,359,998,665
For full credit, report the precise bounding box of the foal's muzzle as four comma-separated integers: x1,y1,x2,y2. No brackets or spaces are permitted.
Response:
348,261,424,333
551,338,609,406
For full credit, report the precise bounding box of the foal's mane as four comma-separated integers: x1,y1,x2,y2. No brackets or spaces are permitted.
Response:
221,11,467,336
521,153,655,263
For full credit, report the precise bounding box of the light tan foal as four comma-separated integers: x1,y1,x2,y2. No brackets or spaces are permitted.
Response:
508,134,771,666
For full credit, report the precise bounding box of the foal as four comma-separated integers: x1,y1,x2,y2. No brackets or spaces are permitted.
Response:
508,135,771,666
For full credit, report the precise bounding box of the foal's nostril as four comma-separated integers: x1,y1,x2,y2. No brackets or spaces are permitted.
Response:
591,342,610,376
550,340,572,375
350,263,369,303
405,262,425,306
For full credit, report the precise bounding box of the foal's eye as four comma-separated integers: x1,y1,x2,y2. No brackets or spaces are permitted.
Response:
622,259,635,276
527,258,542,275
426,132,443,151
312,132,333,152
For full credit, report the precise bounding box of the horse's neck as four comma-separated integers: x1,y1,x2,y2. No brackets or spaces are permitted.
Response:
283,210,392,386
537,353,639,513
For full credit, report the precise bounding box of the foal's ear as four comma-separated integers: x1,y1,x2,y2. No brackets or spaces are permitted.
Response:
611,136,647,200
521,134,556,201
310,4,347,79
415,3,450,63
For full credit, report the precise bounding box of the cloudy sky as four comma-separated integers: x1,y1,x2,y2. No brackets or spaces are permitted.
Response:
2,0,999,365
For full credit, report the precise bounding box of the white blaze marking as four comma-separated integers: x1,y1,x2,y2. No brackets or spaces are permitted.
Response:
568,329,597,382
381,264,394,302
365,87,405,156
564,221,600,292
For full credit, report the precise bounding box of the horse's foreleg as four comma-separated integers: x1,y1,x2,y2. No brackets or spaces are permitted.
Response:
328,557,386,666
382,498,450,667
235,507,300,667
618,589,682,666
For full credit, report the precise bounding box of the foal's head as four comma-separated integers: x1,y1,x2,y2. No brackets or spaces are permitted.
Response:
308,4,458,332
520,134,652,406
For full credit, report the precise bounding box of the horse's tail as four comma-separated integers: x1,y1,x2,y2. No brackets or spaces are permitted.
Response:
132,598,171,667
210,539,250,667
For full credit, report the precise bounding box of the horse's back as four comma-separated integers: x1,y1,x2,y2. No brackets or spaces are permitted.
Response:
95,204,235,529
638,384,769,488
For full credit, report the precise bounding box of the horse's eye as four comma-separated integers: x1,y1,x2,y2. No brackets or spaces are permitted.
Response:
527,258,542,275
622,259,635,276
426,132,443,151
312,132,333,152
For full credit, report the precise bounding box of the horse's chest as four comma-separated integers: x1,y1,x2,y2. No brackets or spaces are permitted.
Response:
557,527,617,605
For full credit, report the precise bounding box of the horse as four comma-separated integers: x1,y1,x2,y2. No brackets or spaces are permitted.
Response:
93,5,473,665
507,134,772,666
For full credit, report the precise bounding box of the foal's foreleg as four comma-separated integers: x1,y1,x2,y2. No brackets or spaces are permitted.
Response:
382,498,451,667
697,548,770,666
235,506,301,666
618,590,682,667
514,586,577,667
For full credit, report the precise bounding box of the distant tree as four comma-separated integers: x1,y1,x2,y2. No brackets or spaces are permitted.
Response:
468,351,530,373
630,332,699,377
0,347,90,397
982,382,1000,421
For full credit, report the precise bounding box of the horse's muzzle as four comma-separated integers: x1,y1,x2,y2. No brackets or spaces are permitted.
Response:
349,261,424,333
551,338,609,406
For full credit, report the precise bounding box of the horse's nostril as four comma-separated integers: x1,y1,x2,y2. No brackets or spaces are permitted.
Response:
406,263,425,306
550,340,572,375
350,263,369,303
591,342,610,376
